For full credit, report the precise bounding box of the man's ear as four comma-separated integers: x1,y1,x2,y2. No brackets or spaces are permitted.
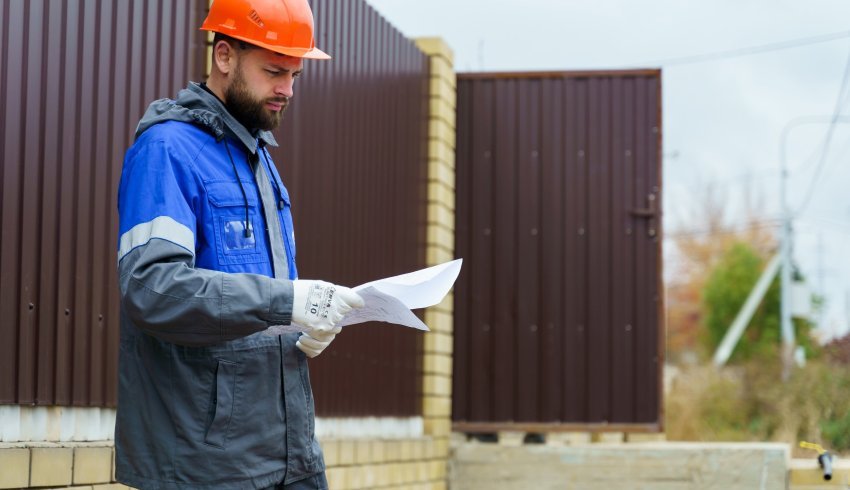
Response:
213,40,236,76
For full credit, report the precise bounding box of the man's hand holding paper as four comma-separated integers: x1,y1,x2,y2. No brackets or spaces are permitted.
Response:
266,259,463,337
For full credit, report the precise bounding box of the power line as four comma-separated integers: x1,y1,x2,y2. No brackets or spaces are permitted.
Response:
666,218,782,239
667,131,850,201
668,134,846,190
789,122,850,176
793,43,850,216
666,213,850,240
797,215,850,235
684,170,776,189
631,29,850,67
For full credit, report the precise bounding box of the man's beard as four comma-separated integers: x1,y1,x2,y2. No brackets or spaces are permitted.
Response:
224,66,288,131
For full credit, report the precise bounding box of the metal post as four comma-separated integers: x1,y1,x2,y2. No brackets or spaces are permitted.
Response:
780,171,794,380
778,129,794,380
779,115,850,380
713,254,782,367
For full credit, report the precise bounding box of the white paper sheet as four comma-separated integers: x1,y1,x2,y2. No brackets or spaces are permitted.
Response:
264,258,462,336
337,286,429,330
353,258,463,310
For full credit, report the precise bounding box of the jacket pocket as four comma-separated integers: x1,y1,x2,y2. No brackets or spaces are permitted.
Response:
204,359,237,448
206,181,269,266
297,353,318,468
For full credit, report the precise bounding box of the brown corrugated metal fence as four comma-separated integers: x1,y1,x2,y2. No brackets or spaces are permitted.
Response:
270,0,430,417
0,0,208,407
453,71,664,431
0,0,430,417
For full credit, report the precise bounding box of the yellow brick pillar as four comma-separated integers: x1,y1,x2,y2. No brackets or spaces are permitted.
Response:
415,36,456,490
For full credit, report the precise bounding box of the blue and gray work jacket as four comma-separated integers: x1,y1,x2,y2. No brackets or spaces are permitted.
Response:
115,82,323,489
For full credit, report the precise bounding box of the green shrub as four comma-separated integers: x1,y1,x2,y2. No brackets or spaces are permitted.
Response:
667,360,850,455
822,413,850,452
701,242,820,363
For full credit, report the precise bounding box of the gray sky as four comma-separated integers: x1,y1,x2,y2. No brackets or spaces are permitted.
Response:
365,0,850,339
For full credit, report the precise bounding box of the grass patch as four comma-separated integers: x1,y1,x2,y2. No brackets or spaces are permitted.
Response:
666,360,850,457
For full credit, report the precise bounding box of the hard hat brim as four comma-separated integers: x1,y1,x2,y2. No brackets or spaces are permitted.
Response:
202,28,332,60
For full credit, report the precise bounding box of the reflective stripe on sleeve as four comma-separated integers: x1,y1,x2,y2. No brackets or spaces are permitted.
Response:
118,216,195,263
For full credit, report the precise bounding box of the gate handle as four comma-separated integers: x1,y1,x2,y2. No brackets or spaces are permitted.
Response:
630,193,658,237
630,193,657,218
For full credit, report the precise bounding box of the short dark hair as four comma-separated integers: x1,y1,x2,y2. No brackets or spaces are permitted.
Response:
212,32,255,51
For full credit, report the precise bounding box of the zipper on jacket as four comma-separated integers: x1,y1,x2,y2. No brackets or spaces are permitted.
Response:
222,139,253,238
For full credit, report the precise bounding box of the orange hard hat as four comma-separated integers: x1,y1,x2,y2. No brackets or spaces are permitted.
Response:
201,0,330,60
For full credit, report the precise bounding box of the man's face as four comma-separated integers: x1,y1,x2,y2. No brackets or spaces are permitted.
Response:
224,47,304,131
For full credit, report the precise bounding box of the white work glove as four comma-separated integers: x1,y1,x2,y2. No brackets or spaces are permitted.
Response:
291,280,365,358
296,327,342,358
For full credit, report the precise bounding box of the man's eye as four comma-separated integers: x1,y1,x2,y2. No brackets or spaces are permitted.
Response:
265,69,280,76
293,72,302,78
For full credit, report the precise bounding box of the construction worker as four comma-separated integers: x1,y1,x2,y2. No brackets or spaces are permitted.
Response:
114,0,361,488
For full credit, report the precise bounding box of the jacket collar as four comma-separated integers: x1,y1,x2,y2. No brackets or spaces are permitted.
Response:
135,82,279,154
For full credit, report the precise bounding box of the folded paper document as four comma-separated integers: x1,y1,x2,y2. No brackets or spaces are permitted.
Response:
265,258,462,335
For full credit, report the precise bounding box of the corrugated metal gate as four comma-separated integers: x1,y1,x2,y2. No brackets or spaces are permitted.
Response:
452,71,664,431
0,0,429,417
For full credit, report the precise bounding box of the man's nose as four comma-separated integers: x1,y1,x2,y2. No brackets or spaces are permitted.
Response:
275,78,295,99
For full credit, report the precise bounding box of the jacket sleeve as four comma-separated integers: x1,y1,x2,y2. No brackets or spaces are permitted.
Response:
117,135,294,347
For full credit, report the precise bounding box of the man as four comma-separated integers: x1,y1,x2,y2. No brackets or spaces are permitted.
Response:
115,1,361,488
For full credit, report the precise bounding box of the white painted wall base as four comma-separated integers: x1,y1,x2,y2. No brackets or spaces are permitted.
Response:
315,417,423,439
0,406,116,442
0,406,423,442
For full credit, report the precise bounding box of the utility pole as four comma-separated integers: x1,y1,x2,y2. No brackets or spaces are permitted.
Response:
817,232,825,298
780,115,850,380
779,122,796,381
713,254,782,367
846,290,850,335
816,232,826,335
